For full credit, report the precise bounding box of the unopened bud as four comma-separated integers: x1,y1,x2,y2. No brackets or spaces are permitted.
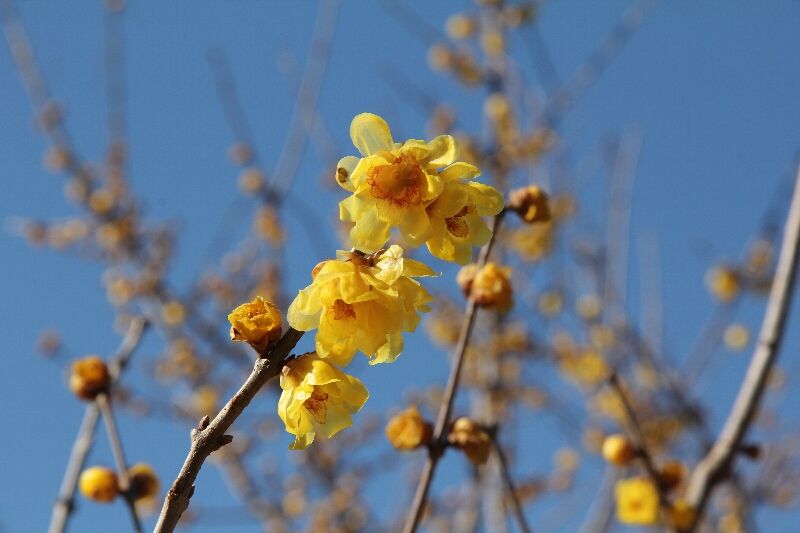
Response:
385,405,433,450
69,356,110,400
448,417,492,465
507,185,551,224
79,466,119,503
601,434,637,466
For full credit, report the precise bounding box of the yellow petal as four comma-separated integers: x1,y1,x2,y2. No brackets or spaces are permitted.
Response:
440,161,481,182
399,204,434,247
350,208,391,253
350,113,394,157
335,156,360,191
425,135,459,167
287,290,322,331
371,333,404,365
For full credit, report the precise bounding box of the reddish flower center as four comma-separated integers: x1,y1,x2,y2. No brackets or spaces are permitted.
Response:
367,154,422,207
330,299,356,321
304,389,329,423
445,206,470,237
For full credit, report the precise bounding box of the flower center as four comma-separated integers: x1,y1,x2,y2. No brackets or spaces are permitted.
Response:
445,206,470,237
330,299,356,321
367,154,422,206
303,389,329,423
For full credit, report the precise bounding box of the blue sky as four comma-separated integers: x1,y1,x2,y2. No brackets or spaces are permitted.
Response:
3,1,800,532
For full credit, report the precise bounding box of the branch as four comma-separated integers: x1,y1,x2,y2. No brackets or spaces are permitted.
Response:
402,211,506,533
153,328,304,533
489,431,533,533
684,164,800,527
47,316,148,533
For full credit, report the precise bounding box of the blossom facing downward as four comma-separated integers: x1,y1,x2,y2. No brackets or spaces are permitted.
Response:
228,296,282,353
79,466,119,503
615,477,660,525
448,417,492,465
336,113,502,259
278,352,369,450
69,355,110,400
385,405,433,450
288,245,435,367
507,185,551,224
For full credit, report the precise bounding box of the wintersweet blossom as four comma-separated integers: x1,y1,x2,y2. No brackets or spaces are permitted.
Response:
278,352,369,450
288,245,435,367
228,296,282,353
336,113,502,258
615,477,660,525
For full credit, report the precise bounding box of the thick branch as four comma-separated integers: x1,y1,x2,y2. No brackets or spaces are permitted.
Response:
153,328,304,533
684,164,800,525
402,211,506,533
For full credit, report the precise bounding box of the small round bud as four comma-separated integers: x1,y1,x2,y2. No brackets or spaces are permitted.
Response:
385,405,433,450
445,13,477,40
448,417,492,465
161,301,186,327
457,262,514,313
238,167,266,195
508,185,551,224
658,460,686,490
128,463,160,502
602,434,637,466
724,323,749,351
79,466,119,503
705,265,740,303
43,146,72,173
69,356,110,400
668,499,696,531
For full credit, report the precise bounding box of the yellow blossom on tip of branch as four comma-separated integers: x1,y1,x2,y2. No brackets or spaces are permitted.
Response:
228,296,282,353
335,113,502,259
288,245,435,367
615,477,660,525
278,352,369,450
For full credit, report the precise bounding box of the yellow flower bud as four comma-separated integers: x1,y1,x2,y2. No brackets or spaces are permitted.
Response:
128,463,160,502
161,301,186,327
228,296,283,353
658,461,686,490
615,477,659,525
602,434,637,466
448,417,492,465
385,405,433,450
669,499,695,531
69,356,110,401
706,265,740,303
457,262,514,313
507,185,551,224
79,466,119,503
724,323,750,351
445,13,477,40
238,167,266,194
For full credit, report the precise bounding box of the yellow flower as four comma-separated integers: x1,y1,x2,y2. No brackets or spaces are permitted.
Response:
69,355,110,401
602,434,637,466
337,113,502,259
425,162,504,264
457,262,514,312
337,113,447,252
669,500,695,531
79,466,119,503
128,463,160,502
447,417,492,465
615,477,660,525
278,352,369,450
507,185,551,224
288,245,435,366
228,296,283,353
705,265,740,303
385,405,433,450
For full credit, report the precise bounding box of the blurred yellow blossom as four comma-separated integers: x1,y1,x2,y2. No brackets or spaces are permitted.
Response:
706,265,740,303
69,355,110,401
385,405,433,450
669,499,695,531
79,466,118,503
724,323,750,351
507,185,551,224
288,245,434,366
615,477,660,525
448,417,491,465
457,262,514,312
602,434,637,466
228,296,283,353
278,352,369,450
128,463,160,503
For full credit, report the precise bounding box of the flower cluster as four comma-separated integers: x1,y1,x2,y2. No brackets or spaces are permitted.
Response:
336,113,503,264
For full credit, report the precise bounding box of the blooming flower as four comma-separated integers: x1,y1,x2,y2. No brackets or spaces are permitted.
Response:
336,113,502,259
425,162,504,264
457,262,514,313
278,352,369,450
288,245,435,367
615,477,660,525
228,296,283,353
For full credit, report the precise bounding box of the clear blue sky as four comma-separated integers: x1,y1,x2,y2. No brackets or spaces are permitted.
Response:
3,1,800,532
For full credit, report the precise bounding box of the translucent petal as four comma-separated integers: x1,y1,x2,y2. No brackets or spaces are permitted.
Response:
350,208,391,253
399,204,434,247
287,291,323,331
440,161,482,182
308,358,343,386
425,135,459,167
335,156,359,191
318,403,354,438
350,113,394,157
371,333,404,365
470,182,505,216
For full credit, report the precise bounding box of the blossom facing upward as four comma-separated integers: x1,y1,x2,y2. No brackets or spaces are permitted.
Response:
336,113,503,259
288,245,435,367
615,477,660,525
228,296,282,353
278,352,369,450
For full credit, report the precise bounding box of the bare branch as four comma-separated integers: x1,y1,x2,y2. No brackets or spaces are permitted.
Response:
402,211,506,533
489,432,533,533
684,164,800,527
153,328,304,533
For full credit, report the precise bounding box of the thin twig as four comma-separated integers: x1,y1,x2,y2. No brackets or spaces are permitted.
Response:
47,317,148,533
402,211,506,533
153,328,304,533
684,164,800,529
489,432,533,533
607,373,668,504
97,392,143,533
